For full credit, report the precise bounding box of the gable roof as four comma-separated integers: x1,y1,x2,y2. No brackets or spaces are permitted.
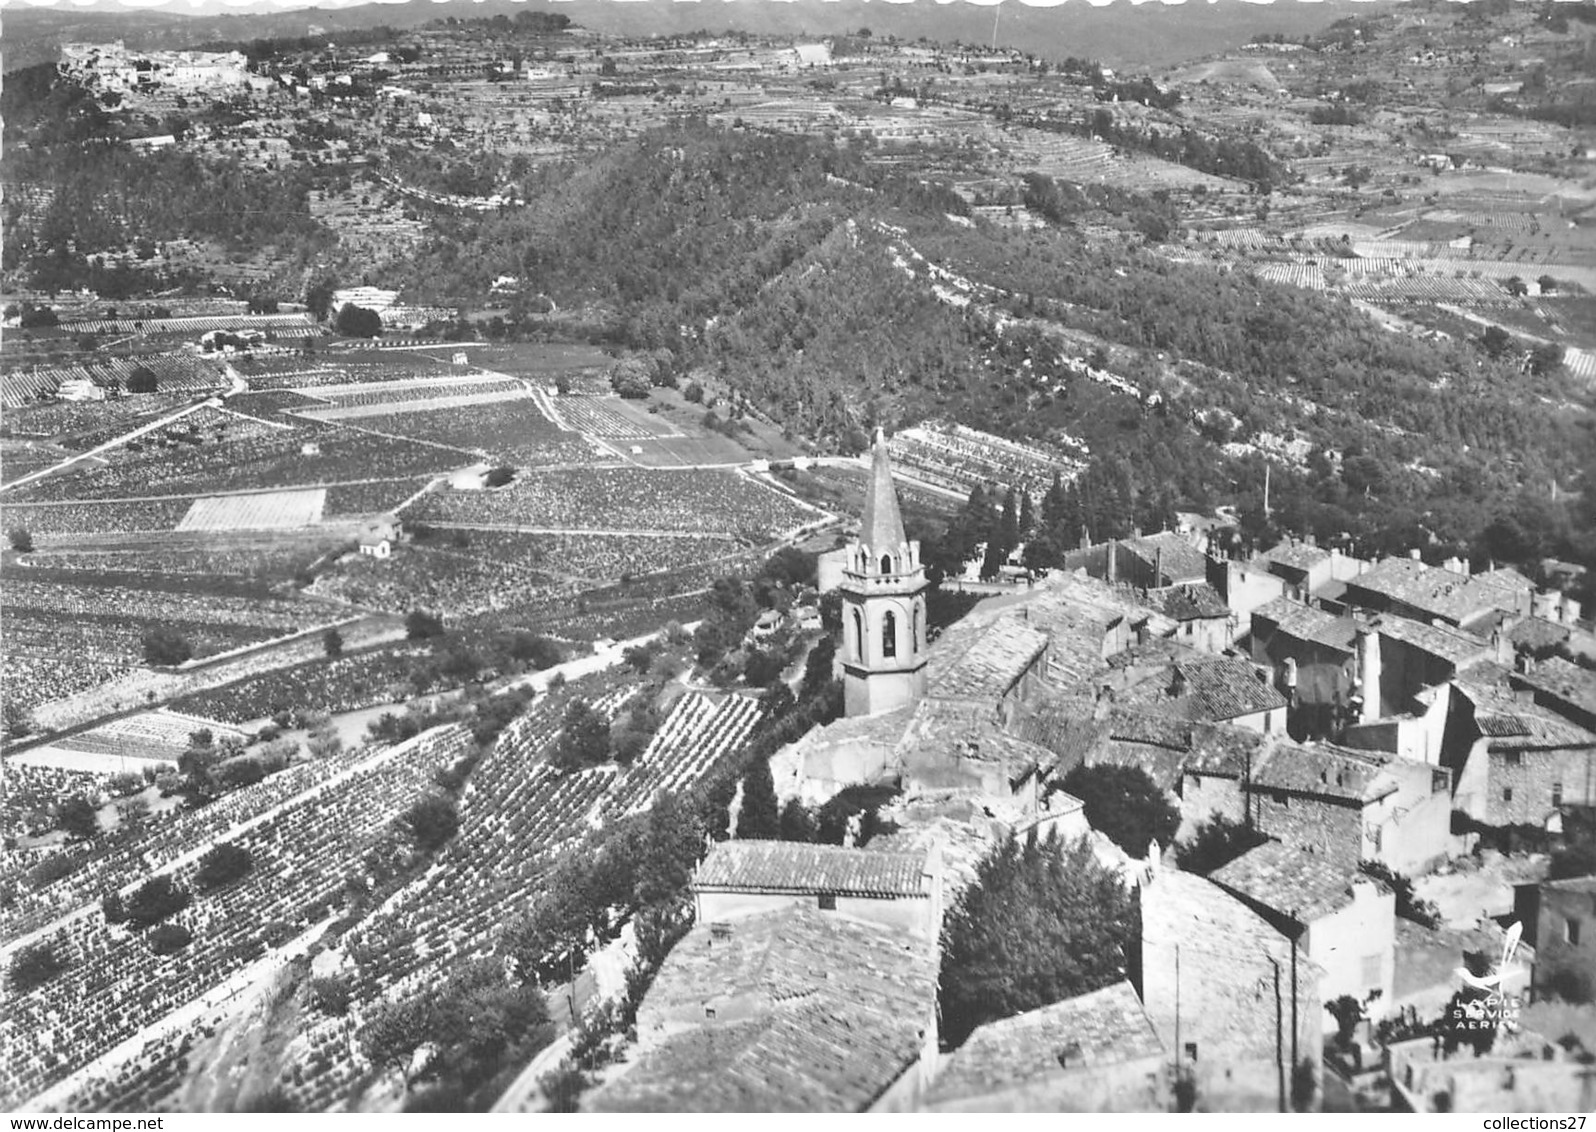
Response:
1513,655,1596,720
585,904,937,1112
926,614,1050,701
1210,840,1377,923
860,427,908,555
1121,530,1208,584
1506,616,1570,654
1256,540,1332,575
1249,742,1399,804
1251,597,1357,653
1455,662,1596,750
1347,557,1525,624
1178,654,1287,722
1157,583,1230,622
925,981,1163,1106
693,841,930,900
1373,614,1490,668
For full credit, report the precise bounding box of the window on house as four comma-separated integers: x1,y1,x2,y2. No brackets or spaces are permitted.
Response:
1567,918,1583,947
1185,1043,1199,1062
1553,782,1563,808
882,611,897,659
705,1006,717,1019
1361,954,1383,989
853,609,864,662
1503,752,1522,766
1503,788,1514,803
818,893,837,911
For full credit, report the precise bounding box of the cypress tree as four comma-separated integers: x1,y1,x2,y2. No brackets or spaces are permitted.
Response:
735,756,780,840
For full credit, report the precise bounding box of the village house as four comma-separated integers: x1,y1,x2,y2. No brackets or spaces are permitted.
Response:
1342,555,1531,634
1100,647,1289,734
1249,597,1358,739
1111,530,1211,590
1211,842,1397,1024
1449,666,1596,829
1514,874,1596,1003
1388,1031,1596,1113
1155,583,1233,653
1247,743,1451,875
690,839,942,941
1509,655,1596,734
1138,869,1324,1112
583,903,939,1112
923,981,1167,1112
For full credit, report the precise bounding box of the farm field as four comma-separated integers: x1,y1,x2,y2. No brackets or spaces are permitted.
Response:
43,709,247,767
307,542,556,614
3,394,199,441
426,341,611,380
0,499,199,537
549,395,675,440
1,357,221,410
337,399,594,466
176,489,327,532
1,655,131,718
171,645,431,725
322,478,432,517
2,578,324,665
442,527,743,582
13,532,348,582
5,419,472,503
406,467,823,538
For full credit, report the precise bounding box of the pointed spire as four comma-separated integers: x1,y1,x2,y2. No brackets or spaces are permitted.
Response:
861,427,908,556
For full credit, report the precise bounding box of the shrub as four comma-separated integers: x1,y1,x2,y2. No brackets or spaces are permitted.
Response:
126,875,190,929
483,466,516,488
403,794,461,852
149,922,194,954
142,627,194,666
1061,763,1180,858
102,891,128,924
406,610,445,641
7,943,66,992
7,528,34,553
195,843,254,891
309,975,352,1016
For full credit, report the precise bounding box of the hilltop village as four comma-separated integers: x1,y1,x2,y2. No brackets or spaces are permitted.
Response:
3,0,1596,1116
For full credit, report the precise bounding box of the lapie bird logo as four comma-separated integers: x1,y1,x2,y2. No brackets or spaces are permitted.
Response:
1457,921,1523,993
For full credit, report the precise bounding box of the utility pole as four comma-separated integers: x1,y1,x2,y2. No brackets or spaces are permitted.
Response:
992,3,1001,51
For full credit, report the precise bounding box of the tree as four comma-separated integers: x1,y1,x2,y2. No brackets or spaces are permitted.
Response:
483,465,515,488
323,627,344,657
335,303,383,338
405,610,445,640
149,922,193,954
56,794,100,841
779,797,817,842
552,699,611,771
7,943,66,993
127,366,157,394
125,875,190,929
194,843,253,890
1062,764,1180,858
3,700,34,739
359,995,433,1091
304,278,337,322
404,793,461,851
309,975,352,1016
8,528,34,553
102,891,127,924
940,831,1139,1047
1480,325,1514,359
1173,815,1269,876
142,627,194,666
735,756,780,839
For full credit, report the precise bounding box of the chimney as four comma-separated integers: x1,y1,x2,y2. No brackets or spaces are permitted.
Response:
1107,541,1118,584
1154,545,1164,589
1356,626,1382,725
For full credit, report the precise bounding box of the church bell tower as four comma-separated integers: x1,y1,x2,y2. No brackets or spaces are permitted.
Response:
840,429,929,717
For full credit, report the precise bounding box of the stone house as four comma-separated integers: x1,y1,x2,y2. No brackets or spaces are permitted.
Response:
1138,869,1323,1112
1249,598,1358,737
923,981,1167,1112
690,839,942,942
1211,842,1397,1023
1515,875,1596,1002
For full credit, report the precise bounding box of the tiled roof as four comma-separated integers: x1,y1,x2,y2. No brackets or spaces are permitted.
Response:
1183,721,1271,778
1506,616,1570,654
1256,540,1332,574
585,905,937,1112
1374,614,1490,668
926,614,1050,701
1251,597,1357,652
1179,654,1287,722
1004,695,1103,774
1157,583,1230,621
1210,840,1376,923
925,981,1163,1106
693,841,930,899
1348,557,1524,624
1455,663,1596,750
1514,656,1596,718
1250,742,1397,803
1122,530,1209,583
1108,708,1192,751
900,704,1057,787
1141,871,1320,1000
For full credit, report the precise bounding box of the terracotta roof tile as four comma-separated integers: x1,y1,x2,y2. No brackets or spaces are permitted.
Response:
693,841,930,899
1210,840,1376,923
1251,597,1357,652
926,981,1163,1105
